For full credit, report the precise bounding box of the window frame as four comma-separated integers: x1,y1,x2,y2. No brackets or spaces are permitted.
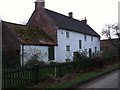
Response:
91,36,93,42
79,40,82,49
66,45,70,51
95,47,97,53
66,31,69,38
84,35,87,41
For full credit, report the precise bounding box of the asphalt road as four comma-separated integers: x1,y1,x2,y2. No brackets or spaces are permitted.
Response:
76,69,120,89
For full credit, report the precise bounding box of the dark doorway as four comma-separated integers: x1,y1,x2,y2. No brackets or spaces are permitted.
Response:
48,46,55,60
89,48,92,58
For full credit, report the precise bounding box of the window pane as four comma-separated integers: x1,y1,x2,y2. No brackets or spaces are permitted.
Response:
79,40,82,49
95,47,97,53
91,36,93,41
66,45,70,51
84,35,87,41
66,32,69,38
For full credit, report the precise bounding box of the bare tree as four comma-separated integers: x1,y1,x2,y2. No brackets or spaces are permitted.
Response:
101,23,120,56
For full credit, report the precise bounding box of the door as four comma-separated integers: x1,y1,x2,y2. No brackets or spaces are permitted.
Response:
89,48,92,58
48,46,55,60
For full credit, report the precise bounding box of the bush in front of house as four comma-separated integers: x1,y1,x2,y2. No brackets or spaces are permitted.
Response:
24,54,47,68
73,51,92,72
101,49,119,65
91,56,103,68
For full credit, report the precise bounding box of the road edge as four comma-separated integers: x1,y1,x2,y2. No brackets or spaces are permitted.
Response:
70,67,120,89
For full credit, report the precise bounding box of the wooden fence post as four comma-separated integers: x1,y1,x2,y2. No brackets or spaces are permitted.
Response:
32,65,39,84
59,64,62,77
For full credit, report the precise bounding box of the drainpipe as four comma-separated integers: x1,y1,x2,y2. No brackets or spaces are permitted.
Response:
0,19,2,90
21,45,24,66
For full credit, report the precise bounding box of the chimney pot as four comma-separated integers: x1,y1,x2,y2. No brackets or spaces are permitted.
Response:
35,0,45,9
68,12,73,18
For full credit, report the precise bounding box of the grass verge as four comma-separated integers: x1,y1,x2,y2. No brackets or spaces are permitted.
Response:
29,63,120,89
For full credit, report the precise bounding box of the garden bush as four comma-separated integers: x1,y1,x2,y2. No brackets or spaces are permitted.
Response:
91,56,103,68
73,51,91,72
24,54,47,68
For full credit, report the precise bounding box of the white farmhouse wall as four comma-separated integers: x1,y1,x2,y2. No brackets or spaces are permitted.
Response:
55,29,100,62
20,29,100,64
20,45,48,65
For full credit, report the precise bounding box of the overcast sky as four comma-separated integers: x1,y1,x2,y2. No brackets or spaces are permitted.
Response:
0,0,119,39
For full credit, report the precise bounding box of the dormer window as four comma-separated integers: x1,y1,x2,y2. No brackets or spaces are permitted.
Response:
66,31,69,38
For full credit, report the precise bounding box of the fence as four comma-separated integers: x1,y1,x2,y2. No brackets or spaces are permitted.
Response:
2,67,32,88
2,62,78,89
3,57,115,89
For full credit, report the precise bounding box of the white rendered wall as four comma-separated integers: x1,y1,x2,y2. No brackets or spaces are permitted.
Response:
55,29,100,62
20,45,48,65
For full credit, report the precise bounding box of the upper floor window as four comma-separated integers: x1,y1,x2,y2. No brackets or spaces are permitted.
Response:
66,31,69,38
79,40,82,49
97,38,100,42
91,36,93,42
84,35,87,41
66,45,70,51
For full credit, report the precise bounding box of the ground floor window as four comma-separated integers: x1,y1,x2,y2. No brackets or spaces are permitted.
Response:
48,46,55,60
66,45,70,51
95,47,97,53
79,40,82,49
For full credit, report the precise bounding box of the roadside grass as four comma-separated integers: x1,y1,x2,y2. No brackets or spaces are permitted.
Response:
30,63,120,88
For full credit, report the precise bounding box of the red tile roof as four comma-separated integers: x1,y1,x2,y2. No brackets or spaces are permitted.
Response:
100,39,119,51
2,21,56,46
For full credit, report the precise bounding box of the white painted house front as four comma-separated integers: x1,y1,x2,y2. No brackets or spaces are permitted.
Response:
55,29,100,62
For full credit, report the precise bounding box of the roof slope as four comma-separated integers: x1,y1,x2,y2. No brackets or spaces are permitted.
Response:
45,9,100,37
27,8,57,44
2,21,55,45
100,38,119,50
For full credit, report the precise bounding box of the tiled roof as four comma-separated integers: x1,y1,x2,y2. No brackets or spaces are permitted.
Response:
45,9,100,37
100,39,119,50
2,21,55,45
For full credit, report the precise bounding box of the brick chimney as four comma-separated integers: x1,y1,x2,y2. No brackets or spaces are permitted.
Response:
81,17,87,24
35,0,45,9
68,12,73,18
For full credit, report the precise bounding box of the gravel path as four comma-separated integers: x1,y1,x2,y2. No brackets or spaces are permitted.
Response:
77,69,120,89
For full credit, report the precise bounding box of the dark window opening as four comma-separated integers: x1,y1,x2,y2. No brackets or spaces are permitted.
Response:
66,45,70,51
66,32,69,38
79,40,82,49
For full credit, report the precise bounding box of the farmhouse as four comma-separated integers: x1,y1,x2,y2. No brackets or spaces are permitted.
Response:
2,0,100,67
27,0,100,62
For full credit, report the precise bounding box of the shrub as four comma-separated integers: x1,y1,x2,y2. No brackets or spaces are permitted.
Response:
73,51,91,72
49,61,59,65
73,51,87,61
24,54,47,68
91,56,103,68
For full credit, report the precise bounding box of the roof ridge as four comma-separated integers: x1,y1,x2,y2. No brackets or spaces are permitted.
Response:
45,8,82,23
45,8,100,37
2,20,26,27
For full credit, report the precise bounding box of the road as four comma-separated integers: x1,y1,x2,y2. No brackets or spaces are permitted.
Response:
77,69,120,89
